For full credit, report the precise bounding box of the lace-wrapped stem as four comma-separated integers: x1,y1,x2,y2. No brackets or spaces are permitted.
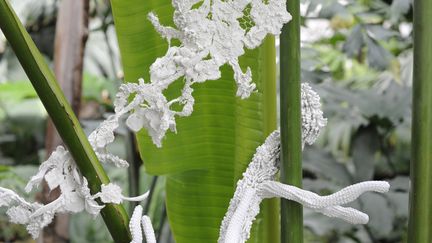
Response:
222,188,260,243
219,181,388,242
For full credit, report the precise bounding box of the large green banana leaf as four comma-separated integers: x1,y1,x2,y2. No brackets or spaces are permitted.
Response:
110,1,279,242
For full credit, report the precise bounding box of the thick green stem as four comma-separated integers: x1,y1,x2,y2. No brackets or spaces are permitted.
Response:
408,0,432,242
0,1,131,242
280,0,303,242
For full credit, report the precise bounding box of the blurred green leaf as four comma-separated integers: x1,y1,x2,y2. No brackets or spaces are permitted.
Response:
303,146,352,185
365,25,399,41
0,81,37,102
69,213,114,243
361,193,395,238
316,82,410,127
365,35,392,70
356,12,383,24
343,24,364,58
390,0,412,23
352,126,380,182
82,73,117,103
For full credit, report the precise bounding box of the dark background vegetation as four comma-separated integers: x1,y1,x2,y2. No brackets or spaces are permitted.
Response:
0,0,412,242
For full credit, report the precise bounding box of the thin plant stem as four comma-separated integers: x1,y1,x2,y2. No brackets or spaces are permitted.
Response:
127,132,142,212
143,176,159,215
280,0,303,241
408,0,432,241
157,203,167,242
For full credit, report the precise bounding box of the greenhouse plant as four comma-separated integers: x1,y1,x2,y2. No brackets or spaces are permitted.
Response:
0,0,429,242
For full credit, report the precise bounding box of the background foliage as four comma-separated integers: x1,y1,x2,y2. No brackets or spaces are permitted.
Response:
0,0,412,242
300,0,411,242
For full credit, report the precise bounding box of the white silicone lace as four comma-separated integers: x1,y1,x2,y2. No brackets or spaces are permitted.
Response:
218,84,390,243
218,129,390,243
0,146,149,238
130,205,157,243
88,0,292,164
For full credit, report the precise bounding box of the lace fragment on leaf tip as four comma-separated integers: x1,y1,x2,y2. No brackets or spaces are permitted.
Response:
122,0,293,147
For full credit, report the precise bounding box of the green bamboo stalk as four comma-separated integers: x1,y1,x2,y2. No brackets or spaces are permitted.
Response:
0,1,131,242
408,0,432,242
279,0,303,241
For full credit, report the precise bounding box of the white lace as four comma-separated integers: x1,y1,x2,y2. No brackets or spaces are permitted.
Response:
301,83,327,146
218,129,390,243
129,205,157,243
218,84,390,243
0,147,149,238
88,0,292,161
